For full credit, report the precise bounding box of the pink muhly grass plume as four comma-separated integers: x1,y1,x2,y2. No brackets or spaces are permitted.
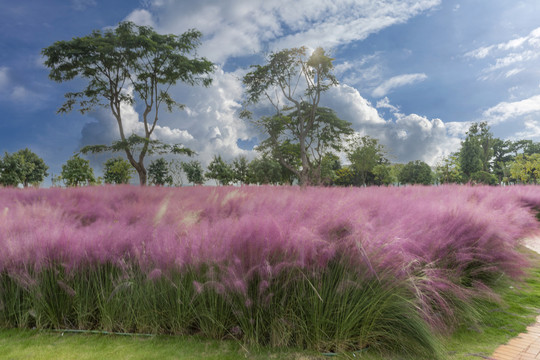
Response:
1,184,539,335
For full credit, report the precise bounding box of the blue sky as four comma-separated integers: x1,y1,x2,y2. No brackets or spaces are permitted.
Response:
1,0,540,184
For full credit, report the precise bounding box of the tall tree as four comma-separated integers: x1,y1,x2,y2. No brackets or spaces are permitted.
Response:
181,160,205,186
510,153,540,184
168,159,185,186
42,21,214,185
320,153,341,185
459,135,482,181
398,160,433,185
372,164,395,186
103,157,133,184
242,47,352,185
470,122,494,172
491,138,514,183
436,153,463,184
61,155,95,186
346,135,388,186
0,149,49,187
232,155,250,185
206,155,234,185
248,155,283,185
459,122,494,181
148,158,172,186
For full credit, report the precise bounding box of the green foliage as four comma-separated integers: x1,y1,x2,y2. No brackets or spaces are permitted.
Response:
334,166,355,186
181,160,205,186
148,158,173,186
436,153,463,184
0,149,48,187
491,138,514,183
0,329,312,360
168,159,184,187
459,122,493,180
248,155,283,185
346,135,388,186
206,155,234,186
459,136,483,180
0,262,441,359
79,134,194,158
319,153,341,185
42,21,213,185
2,260,540,360
243,47,351,185
61,155,95,186
510,153,540,184
372,164,395,186
232,156,250,185
470,170,498,185
398,160,433,185
103,157,133,184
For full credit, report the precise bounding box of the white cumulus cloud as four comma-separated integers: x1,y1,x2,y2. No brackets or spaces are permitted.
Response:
372,73,427,97
124,9,156,28
466,26,540,79
482,94,540,124
126,0,441,64
512,119,540,141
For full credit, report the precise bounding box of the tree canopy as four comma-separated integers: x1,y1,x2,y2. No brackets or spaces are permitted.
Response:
398,160,433,185
0,149,49,187
61,155,95,186
346,135,388,186
206,155,234,185
148,158,173,186
181,160,205,186
242,47,352,185
42,21,213,185
103,157,133,184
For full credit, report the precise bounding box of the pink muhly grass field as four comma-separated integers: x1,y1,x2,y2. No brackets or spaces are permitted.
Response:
1,184,539,348
1,185,537,276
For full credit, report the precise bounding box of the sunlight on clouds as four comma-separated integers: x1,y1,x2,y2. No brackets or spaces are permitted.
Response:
389,115,460,165
129,0,441,64
124,9,156,27
466,26,540,59
376,97,400,113
79,68,251,168
467,26,540,79
513,119,540,140
483,94,540,124
323,85,386,125
372,73,427,98
322,91,459,165
505,68,524,78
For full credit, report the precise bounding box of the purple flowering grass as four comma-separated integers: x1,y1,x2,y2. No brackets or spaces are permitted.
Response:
1,184,539,336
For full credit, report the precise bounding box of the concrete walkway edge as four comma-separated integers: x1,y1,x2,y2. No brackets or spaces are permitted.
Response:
491,237,540,360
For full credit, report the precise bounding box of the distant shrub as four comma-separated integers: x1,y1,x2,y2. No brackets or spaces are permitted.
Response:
470,170,498,185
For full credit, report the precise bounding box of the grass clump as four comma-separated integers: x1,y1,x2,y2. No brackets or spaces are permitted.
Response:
2,185,540,359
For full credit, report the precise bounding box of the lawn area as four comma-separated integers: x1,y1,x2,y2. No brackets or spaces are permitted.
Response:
0,329,326,360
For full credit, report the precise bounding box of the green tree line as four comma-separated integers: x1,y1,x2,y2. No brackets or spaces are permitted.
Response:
3,121,540,188
3,21,539,188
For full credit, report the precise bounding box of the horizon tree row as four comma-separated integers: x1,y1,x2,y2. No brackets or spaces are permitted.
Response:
436,122,540,185
3,131,540,188
8,20,540,188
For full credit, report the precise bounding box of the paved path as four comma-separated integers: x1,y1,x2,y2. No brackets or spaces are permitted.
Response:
491,237,540,360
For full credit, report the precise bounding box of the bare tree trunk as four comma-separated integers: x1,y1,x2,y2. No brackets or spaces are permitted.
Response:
137,167,147,186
